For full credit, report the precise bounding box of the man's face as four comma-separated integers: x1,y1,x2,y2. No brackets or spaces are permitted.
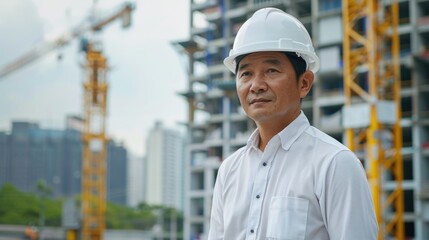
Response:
236,51,312,125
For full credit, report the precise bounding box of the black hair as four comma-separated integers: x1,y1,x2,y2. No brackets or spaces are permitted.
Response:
234,54,249,74
234,52,307,80
284,52,307,79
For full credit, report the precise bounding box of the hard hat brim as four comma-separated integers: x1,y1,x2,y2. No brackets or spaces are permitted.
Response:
224,49,320,74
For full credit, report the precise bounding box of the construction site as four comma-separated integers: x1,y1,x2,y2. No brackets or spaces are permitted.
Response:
174,0,429,239
0,0,428,239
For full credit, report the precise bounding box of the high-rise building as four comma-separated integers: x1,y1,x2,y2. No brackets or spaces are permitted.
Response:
174,0,429,239
0,121,78,197
144,121,185,211
127,154,145,207
0,117,128,205
107,141,128,205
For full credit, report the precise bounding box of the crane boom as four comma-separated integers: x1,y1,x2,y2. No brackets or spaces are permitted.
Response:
0,2,134,79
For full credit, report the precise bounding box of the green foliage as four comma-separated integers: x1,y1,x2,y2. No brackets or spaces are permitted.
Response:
0,184,183,233
106,201,157,230
44,198,62,226
0,183,61,226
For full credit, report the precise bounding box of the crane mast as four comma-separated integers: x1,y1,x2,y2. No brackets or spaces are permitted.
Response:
342,0,404,239
79,3,133,239
81,43,108,240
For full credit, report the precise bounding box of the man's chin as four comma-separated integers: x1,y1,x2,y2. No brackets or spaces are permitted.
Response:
247,112,272,122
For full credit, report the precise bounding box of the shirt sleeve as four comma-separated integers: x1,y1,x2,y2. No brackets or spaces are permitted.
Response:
321,150,378,240
207,165,224,240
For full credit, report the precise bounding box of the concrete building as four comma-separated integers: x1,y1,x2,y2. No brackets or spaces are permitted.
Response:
127,154,145,207
0,121,79,197
0,117,128,205
144,121,185,210
174,0,429,239
107,140,128,205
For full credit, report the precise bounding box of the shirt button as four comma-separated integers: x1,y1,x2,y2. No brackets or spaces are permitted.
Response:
256,195,260,199
250,229,254,234
262,162,267,166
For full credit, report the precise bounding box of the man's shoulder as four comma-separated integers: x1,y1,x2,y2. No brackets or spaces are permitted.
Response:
223,145,247,163
219,145,248,170
304,125,349,151
303,126,360,170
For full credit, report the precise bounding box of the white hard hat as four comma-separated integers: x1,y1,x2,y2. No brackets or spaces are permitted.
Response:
224,8,320,74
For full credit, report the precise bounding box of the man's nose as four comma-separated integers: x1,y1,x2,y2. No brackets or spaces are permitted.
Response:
250,74,268,93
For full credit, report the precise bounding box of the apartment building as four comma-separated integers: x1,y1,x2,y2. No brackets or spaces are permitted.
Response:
144,121,185,210
0,117,128,205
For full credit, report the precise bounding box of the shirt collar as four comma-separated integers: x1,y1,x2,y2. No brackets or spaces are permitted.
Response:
247,128,260,151
278,111,310,151
246,111,310,151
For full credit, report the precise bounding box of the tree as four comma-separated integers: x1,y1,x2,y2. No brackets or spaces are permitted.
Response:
0,184,182,237
0,184,61,226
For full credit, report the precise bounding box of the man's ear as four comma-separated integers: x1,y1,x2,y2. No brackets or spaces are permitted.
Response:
299,70,314,98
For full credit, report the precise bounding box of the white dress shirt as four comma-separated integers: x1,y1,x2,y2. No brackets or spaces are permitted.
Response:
208,112,378,240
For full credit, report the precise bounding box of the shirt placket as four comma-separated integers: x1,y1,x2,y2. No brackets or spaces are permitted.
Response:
245,140,279,240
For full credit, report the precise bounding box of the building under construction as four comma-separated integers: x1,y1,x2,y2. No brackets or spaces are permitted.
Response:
175,0,429,239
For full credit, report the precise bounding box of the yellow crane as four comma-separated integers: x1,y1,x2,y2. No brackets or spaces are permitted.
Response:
80,42,109,240
342,0,404,239
0,3,135,240
0,3,134,79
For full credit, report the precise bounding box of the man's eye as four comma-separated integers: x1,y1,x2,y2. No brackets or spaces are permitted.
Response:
240,72,250,77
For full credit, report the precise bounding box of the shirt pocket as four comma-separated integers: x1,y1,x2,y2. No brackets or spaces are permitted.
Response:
266,196,308,240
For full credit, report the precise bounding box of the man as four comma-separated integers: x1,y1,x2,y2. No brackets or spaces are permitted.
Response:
207,8,378,240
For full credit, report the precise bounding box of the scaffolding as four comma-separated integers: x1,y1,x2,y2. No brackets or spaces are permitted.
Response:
342,0,404,239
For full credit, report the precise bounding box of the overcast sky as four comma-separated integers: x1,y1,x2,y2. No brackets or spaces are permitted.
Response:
0,0,190,156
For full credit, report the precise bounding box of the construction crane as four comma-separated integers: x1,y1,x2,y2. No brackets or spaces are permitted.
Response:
0,2,135,240
80,43,108,240
342,0,404,239
0,2,134,79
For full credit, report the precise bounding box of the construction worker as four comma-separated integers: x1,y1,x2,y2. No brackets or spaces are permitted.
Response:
208,8,378,240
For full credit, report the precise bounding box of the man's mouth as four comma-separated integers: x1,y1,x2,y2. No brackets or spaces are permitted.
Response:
249,98,271,105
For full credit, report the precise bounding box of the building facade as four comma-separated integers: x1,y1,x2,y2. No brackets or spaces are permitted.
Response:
0,118,128,205
174,0,429,239
107,140,128,205
144,121,185,211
